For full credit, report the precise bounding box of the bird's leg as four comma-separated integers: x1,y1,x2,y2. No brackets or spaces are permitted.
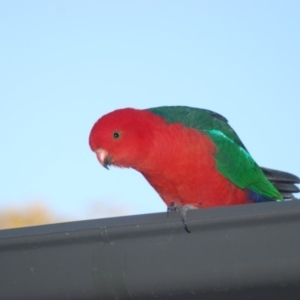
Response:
167,202,191,233
167,202,179,217
180,205,191,233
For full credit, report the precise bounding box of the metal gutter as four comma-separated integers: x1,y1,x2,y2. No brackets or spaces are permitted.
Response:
1,200,300,299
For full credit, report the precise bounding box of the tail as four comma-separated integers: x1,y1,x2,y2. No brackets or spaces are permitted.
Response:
261,167,300,200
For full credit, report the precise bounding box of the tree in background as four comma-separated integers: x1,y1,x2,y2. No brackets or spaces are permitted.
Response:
0,200,130,230
0,202,58,229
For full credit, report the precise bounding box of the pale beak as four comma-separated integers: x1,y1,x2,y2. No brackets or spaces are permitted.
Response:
95,148,112,169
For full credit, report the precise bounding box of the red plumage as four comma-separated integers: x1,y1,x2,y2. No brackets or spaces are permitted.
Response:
89,108,248,209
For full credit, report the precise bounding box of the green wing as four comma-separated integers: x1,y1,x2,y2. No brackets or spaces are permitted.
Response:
149,106,283,200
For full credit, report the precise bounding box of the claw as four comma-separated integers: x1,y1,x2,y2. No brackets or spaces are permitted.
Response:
183,222,191,234
167,202,194,233
180,205,191,233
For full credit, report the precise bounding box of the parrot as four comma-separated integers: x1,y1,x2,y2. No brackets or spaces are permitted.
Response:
89,106,300,232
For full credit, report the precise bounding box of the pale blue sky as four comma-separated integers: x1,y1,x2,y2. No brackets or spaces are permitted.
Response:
0,1,299,221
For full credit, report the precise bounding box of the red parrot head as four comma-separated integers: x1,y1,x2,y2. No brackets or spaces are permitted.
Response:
89,108,160,169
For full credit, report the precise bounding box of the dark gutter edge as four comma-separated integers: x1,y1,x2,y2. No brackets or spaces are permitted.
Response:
1,201,300,300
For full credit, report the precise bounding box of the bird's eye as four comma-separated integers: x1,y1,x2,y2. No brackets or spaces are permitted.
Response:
112,131,121,140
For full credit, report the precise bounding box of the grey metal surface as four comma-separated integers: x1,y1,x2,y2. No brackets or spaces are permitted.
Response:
1,201,300,299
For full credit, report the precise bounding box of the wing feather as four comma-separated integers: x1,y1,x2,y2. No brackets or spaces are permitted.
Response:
149,106,283,200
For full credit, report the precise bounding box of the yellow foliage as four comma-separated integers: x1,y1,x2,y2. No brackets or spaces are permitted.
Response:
0,202,58,229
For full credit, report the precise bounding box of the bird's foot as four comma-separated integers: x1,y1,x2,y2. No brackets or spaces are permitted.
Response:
167,202,180,214
167,202,191,233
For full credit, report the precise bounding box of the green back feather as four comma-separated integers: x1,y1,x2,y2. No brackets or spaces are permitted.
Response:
149,106,283,200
